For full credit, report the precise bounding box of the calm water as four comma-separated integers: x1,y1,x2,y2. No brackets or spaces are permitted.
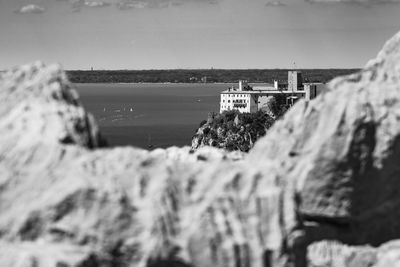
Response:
75,83,234,149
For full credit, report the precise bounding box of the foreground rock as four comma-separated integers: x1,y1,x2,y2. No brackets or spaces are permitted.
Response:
2,31,400,267
308,240,400,267
249,29,400,249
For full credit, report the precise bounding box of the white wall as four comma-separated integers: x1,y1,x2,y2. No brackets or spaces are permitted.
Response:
220,93,258,113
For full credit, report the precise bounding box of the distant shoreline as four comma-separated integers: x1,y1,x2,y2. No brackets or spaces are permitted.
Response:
73,82,236,85
67,69,360,84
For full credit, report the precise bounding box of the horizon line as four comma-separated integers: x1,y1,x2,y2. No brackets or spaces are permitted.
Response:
0,67,363,72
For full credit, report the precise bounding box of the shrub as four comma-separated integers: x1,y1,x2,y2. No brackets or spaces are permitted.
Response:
195,108,283,152
210,129,218,140
199,120,207,127
210,115,224,129
222,110,239,122
225,139,237,151
207,112,218,123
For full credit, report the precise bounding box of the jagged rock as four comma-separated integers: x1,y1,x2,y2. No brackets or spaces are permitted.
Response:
0,62,106,149
249,30,400,247
308,240,377,267
0,242,99,267
2,30,400,267
0,62,288,267
308,239,400,267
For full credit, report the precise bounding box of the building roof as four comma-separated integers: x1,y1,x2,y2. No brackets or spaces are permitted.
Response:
252,86,276,91
303,82,325,85
221,89,306,95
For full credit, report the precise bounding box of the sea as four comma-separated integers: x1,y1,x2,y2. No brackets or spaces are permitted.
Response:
75,83,235,149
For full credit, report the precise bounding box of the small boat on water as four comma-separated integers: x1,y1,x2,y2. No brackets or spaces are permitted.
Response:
130,108,133,112
147,134,154,149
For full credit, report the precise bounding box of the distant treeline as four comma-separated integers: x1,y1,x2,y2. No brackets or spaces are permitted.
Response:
66,69,360,84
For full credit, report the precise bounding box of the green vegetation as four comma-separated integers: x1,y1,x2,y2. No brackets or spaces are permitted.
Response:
67,69,359,84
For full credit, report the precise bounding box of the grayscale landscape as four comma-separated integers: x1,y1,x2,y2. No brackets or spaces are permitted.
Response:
1,0,400,267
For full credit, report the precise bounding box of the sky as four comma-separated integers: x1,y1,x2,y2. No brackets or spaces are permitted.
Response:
0,0,400,70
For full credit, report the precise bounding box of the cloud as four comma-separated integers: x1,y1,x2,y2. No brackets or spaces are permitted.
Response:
265,1,286,6
305,0,400,4
65,0,111,11
66,0,84,11
116,0,218,10
14,4,46,14
56,0,217,11
116,0,149,9
84,1,112,7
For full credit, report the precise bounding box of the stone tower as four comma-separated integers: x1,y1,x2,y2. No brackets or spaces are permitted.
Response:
288,71,303,92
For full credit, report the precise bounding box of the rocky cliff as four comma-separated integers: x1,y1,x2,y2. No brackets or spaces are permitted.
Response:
2,31,400,267
191,110,276,152
191,97,287,152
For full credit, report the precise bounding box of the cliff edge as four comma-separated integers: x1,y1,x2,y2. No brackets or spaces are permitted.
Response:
2,31,400,267
191,97,287,152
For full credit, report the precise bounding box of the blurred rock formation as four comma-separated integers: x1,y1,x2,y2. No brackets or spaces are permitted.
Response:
2,31,400,267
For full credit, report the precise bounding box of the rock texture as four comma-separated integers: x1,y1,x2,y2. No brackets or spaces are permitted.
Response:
308,240,377,267
308,239,400,267
249,30,400,249
0,62,286,267
3,30,400,267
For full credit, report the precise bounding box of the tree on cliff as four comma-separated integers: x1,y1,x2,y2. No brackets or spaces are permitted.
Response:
191,109,281,152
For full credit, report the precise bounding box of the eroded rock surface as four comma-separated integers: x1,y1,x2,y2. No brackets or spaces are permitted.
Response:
249,30,400,248
0,62,286,267
2,31,400,267
308,239,400,267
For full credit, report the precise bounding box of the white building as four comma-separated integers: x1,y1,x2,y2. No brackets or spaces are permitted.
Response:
219,73,326,114
220,80,258,113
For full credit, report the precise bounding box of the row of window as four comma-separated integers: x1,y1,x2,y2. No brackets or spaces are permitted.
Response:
233,104,247,108
222,99,250,103
221,105,247,110
221,103,247,110
221,106,231,110
222,94,249,98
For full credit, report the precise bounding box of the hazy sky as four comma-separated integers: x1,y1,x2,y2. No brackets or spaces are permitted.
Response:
0,0,399,69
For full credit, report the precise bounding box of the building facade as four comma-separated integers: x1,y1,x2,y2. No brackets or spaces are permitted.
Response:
220,90,258,113
288,71,303,92
304,83,326,101
219,73,325,114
